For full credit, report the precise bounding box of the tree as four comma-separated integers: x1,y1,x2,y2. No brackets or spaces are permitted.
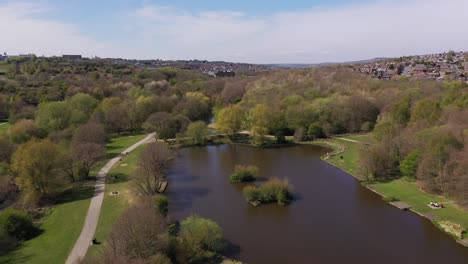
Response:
216,104,244,139
417,129,462,194
11,139,65,204
10,119,39,144
104,104,128,134
359,138,400,181
174,92,211,121
132,142,174,196
69,93,98,116
143,112,172,133
35,101,72,132
0,136,13,163
410,99,441,126
186,121,209,146
103,202,169,263
175,215,225,263
249,104,271,146
400,150,420,178
70,141,105,180
72,121,106,145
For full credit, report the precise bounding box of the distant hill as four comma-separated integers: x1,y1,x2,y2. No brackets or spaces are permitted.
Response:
266,57,391,68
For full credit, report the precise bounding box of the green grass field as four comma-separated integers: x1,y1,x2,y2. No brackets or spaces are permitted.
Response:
371,179,468,230
326,137,363,179
0,134,147,264
86,144,148,259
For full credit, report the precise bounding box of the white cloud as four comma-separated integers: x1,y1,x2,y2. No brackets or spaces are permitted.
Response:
0,1,114,57
1,0,467,63
131,0,468,63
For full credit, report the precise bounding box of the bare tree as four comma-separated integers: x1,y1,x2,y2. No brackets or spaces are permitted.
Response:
70,141,105,180
73,121,106,145
132,142,174,195
102,201,169,263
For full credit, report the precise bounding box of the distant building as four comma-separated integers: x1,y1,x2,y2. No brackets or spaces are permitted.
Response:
63,55,82,59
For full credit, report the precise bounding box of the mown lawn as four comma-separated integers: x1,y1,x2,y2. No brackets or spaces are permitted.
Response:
0,134,147,264
371,179,468,229
326,137,363,179
86,144,148,259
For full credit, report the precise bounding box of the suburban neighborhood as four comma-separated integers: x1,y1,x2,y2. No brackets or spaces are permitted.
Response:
353,51,468,82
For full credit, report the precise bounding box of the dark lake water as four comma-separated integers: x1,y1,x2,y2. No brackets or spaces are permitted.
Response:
167,144,468,264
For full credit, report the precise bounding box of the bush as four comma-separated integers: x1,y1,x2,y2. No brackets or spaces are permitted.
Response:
0,209,39,241
400,150,420,178
229,165,258,183
243,178,292,205
175,215,225,263
154,195,169,216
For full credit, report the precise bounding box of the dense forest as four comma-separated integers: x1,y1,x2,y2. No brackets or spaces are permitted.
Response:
0,56,467,262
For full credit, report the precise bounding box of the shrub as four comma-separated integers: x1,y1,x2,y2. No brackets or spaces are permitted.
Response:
243,178,292,205
0,209,39,241
229,165,258,183
153,195,169,216
400,150,420,178
175,215,225,263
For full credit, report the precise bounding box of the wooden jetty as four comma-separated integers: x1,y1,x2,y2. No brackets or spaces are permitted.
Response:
389,201,411,210
158,181,168,193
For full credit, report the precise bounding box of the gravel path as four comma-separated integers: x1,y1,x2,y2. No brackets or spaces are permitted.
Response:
66,133,156,264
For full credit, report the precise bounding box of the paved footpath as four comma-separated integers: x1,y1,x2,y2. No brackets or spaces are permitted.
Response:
66,133,156,264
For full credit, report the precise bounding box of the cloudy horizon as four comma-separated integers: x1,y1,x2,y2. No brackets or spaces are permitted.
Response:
1,0,467,63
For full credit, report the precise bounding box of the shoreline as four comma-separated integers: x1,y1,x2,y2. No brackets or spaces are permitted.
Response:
306,138,468,246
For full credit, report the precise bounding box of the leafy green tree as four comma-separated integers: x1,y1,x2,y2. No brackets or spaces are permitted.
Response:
216,104,244,139
69,93,98,116
176,215,225,263
410,99,441,125
186,121,209,146
400,150,420,178
11,140,65,204
390,96,412,125
249,104,271,146
35,101,72,132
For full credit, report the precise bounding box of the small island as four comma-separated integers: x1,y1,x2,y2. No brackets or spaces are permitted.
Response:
243,178,292,206
229,165,259,183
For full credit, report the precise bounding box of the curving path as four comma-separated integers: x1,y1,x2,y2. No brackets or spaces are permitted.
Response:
66,133,156,264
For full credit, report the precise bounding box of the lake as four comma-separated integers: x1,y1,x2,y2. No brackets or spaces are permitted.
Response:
167,144,468,264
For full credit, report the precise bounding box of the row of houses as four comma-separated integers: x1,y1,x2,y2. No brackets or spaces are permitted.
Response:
353,51,468,82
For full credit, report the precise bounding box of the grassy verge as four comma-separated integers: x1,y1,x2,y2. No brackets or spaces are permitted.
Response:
310,133,468,240
0,134,147,264
370,179,468,233
0,121,10,135
86,142,148,259
302,137,362,179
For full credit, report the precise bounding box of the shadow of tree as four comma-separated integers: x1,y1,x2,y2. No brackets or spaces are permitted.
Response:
106,172,128,184
0,246,33,264
55,183,95,205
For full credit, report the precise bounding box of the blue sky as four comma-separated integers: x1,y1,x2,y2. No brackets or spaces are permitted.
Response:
0,0,467,63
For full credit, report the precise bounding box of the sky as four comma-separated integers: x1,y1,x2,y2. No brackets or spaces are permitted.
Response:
0,0,467,63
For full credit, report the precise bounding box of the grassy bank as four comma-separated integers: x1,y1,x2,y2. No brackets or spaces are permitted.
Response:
86,141,148,259
0,134,147,264
311,134,468,240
